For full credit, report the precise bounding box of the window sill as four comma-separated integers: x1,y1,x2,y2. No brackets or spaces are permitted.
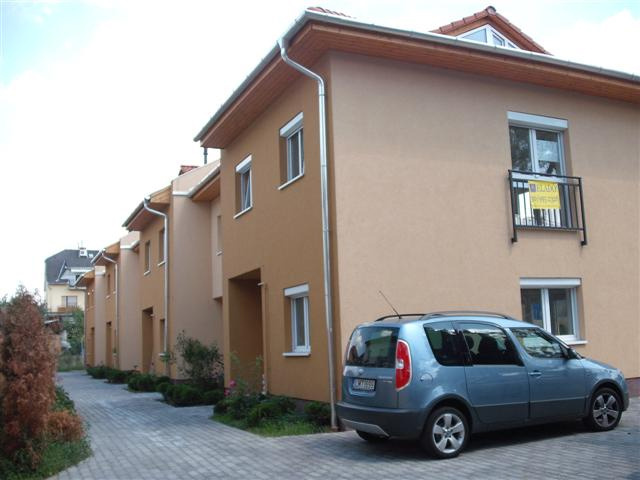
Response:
234,206,253,219
278,173,304,191
282,351,310,357
157,261,166,267
564,339,588,346
143,270,150,276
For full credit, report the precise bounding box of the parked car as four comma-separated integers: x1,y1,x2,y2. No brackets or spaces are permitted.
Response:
337,311,629,459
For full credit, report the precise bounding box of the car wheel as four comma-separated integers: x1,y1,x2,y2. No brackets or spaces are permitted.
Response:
584,387,622,432
421,407,469,459
356,430,388,443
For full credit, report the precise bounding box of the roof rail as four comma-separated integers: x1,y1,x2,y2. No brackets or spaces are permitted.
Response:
423,311,513,320
374,313,427,322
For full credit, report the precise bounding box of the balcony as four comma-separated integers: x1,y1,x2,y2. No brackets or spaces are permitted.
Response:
508,170,587,245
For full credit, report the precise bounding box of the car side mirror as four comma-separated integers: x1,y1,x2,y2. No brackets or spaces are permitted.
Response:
562,345,579,360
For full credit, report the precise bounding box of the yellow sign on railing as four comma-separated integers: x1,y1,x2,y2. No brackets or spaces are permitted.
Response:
529,180,560,209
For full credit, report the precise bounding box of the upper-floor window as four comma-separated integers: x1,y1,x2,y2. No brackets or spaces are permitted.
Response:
508,112,567,175
61,295,78,308
458,25,519,49
144,240,151,274
235,155,252,217
158,229,165,264
279,112,304,188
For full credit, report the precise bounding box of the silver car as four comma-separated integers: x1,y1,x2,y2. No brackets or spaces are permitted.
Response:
337,311,629,459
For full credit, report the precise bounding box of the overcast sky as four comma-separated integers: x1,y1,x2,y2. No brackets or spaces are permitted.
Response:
0,0,638,299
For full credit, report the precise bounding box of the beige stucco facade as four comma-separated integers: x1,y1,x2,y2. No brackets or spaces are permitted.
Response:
211,45,639,404
46,284,86,312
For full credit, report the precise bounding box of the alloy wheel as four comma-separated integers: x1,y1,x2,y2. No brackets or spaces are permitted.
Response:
432,412,466,454
592,392,619,428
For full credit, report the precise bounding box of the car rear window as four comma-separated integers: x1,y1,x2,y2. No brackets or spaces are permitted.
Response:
346,327,398,368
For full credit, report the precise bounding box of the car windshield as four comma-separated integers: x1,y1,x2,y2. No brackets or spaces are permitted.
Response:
345,326,398,368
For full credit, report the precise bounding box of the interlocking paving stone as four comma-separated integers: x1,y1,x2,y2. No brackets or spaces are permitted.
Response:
51,371,639,480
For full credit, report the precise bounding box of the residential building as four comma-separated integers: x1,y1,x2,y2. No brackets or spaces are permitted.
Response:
77,265,106,366
194,4,640,411
45,248,98,314
122,162,223,378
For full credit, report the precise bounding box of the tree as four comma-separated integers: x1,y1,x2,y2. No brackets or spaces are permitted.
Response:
0,286,57,468
63,309,84,356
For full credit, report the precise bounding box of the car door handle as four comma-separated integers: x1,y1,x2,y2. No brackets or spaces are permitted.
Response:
528,371,542,378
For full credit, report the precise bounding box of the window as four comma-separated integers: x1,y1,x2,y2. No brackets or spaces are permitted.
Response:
215,215,222,255
61,296,77,308
458,25,519,49
424,322,465,366
144,240,151,274
460,323,520,365
510,328,565,359
520,278,580,340
235,155,252,216
279,112,304,187
158,229,165,264
346,326,398,368
284,284,310,354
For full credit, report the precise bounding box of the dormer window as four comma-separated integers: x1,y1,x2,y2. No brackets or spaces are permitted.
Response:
458,25,519,49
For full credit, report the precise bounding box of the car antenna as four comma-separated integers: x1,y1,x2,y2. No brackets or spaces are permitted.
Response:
379,290,402,319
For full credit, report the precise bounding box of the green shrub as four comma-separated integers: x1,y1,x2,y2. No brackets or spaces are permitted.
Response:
86,365,108,379
127,373,157,392
173,331,223,389
245,396,296,427
202,389,224,405
156,382,172,395
106,368,133,384
214,397,231,414
52,386,76,413
175,385,203,406
227,393,260,420
304,401,330,426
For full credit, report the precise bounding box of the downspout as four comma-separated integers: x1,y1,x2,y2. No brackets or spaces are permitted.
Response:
100,253,118,368
278,37,337,430
143,197,169,376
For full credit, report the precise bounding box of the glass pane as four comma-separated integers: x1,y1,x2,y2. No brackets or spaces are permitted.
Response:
462,29,487,43
509,126,532,171
346,327,398,368
549,288,574,336
293,297,306,348
288,132,301,180
511,328,564,358
493,33,505,46
240,171,251,210
424,323,465,366
535,130,561,174
521,289,544,328
461,324,519,365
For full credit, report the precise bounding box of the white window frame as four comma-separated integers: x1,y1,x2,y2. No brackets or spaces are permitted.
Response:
520,278,581,343
508,112,568,177
458,25,519,49
235,155,252,217
283,283,310,355
279,112,304,189
143,240,151,275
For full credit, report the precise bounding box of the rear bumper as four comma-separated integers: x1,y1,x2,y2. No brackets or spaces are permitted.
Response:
337,401,425,439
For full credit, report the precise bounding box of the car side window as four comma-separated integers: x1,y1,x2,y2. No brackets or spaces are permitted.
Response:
459,323,521,366
424,321,465,366
510,327,564,359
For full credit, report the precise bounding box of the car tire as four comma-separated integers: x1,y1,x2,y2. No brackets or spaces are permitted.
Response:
420,406,469,459
583,387,622,432
356,430,388,443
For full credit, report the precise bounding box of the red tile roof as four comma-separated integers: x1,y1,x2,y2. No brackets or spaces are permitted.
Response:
178,165,199,176
307,6,353,18
432,5,549,54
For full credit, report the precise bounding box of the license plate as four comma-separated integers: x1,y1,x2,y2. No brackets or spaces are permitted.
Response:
352,378,376,391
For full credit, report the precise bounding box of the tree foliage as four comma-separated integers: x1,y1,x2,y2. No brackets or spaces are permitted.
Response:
174,331,223,389
0,287,57,468
63,309,84,355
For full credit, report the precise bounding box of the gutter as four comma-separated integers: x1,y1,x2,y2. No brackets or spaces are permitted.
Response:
278,36,337,431
142,197,169,375
194,9,639,142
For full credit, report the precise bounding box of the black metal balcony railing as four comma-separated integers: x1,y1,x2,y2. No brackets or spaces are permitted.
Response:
508,170,587,245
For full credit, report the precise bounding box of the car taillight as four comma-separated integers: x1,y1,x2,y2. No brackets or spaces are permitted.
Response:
395,339,411,391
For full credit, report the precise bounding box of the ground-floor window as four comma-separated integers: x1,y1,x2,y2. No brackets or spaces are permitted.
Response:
284,284,310,354
520,278,580,341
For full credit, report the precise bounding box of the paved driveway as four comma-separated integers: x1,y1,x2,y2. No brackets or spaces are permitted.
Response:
53,371,639,480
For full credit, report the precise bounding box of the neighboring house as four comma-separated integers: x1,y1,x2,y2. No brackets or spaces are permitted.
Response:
44,247,98,350
194,3,640,412
121,162,223,378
